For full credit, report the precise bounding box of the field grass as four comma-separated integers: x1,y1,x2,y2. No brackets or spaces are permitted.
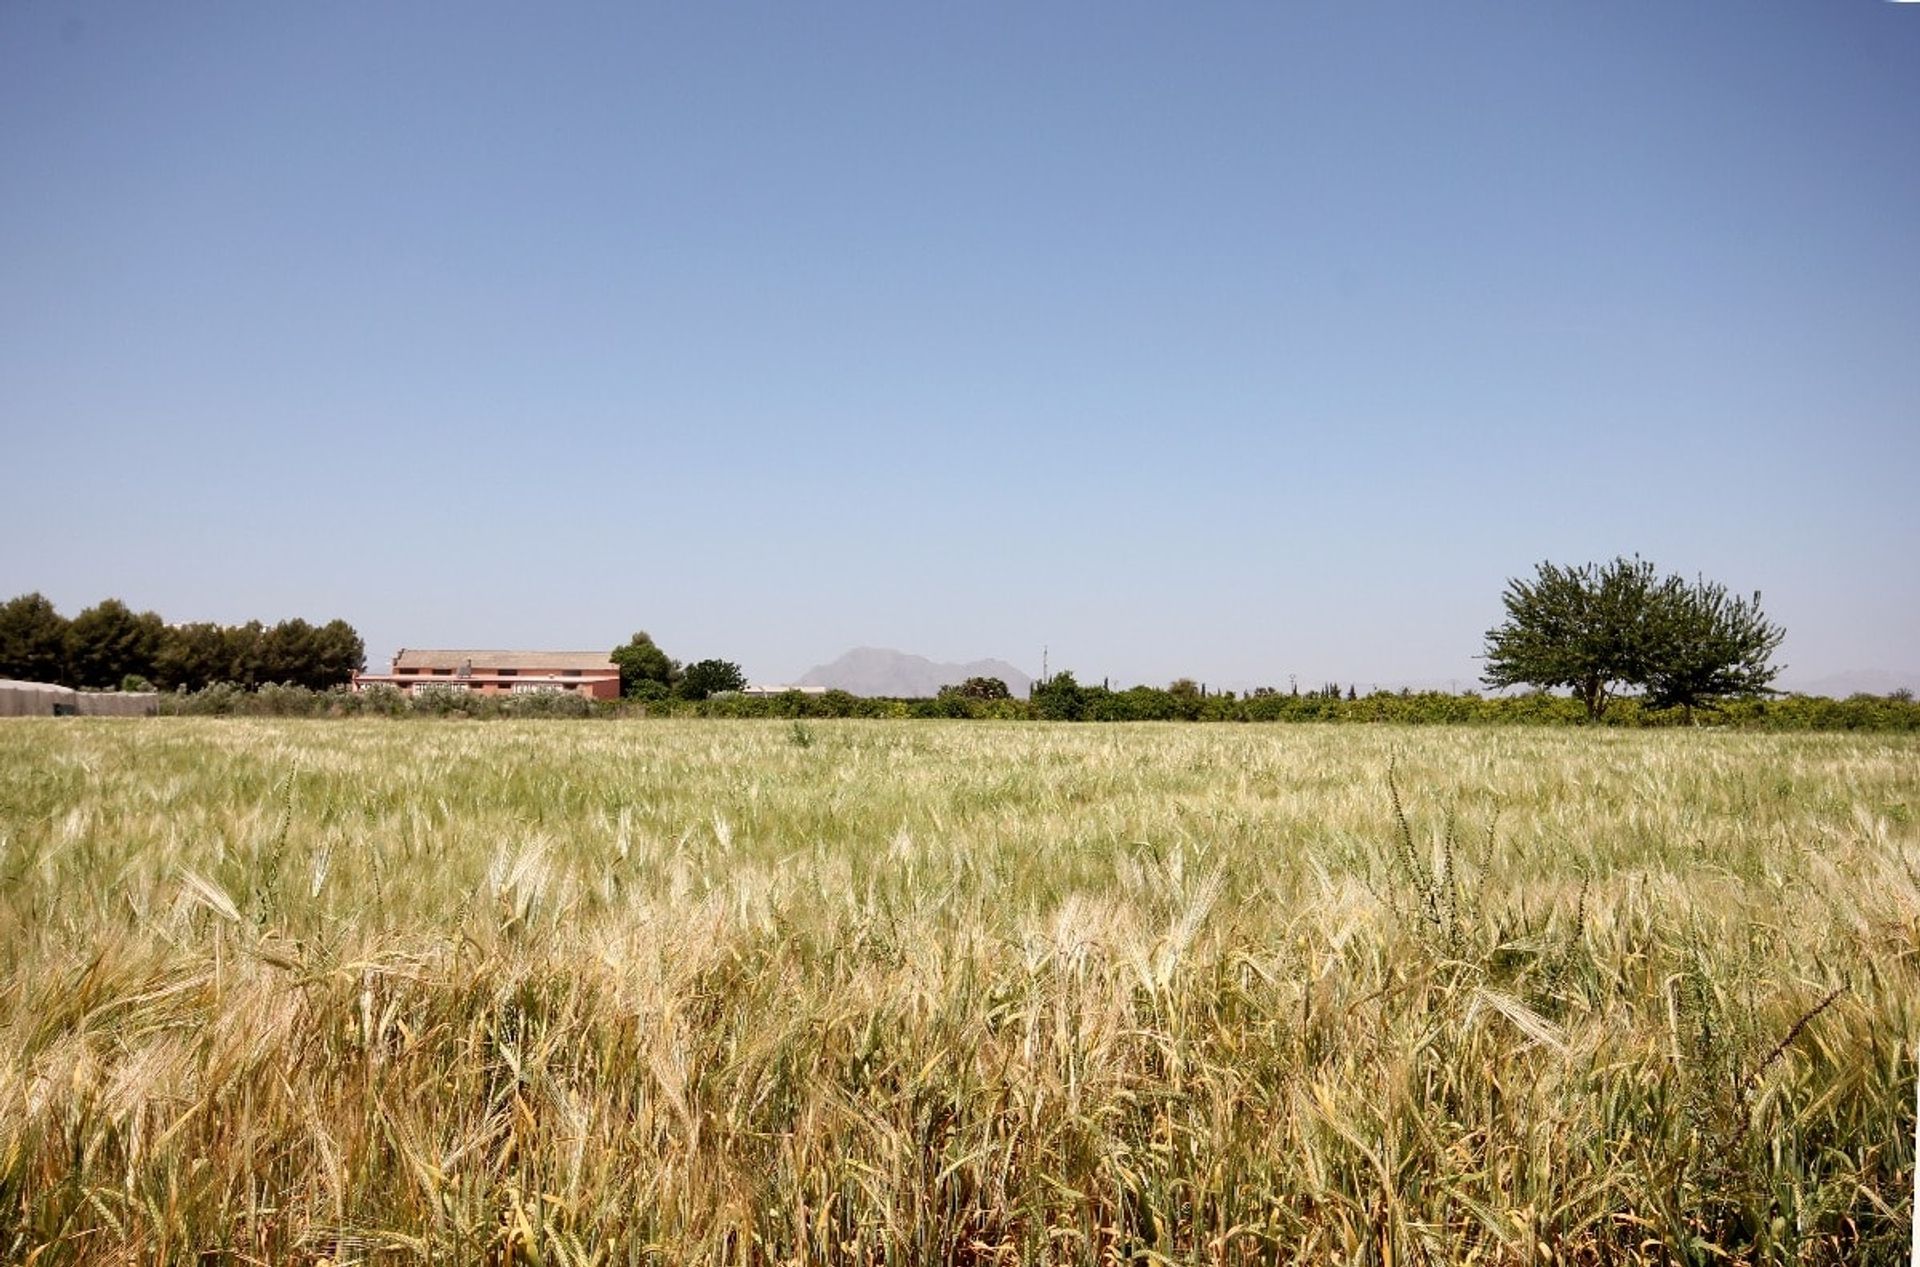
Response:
0,719,1915,1264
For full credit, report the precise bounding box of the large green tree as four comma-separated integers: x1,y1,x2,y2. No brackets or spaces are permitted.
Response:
942,676,1011,701
1483,558,1786,721
65,599,167,689
1640,578,1784,721
1482,557,1662,719
675,658,746,700
155,622,232,691
0,592,70,683
611,631,679,698
311,619,367,688
1030,670,1087,721
259,618,322,687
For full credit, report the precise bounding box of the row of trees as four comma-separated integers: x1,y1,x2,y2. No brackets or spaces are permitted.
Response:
1005,556,1787,723
1482,558,1785,720
610,631,746,701
0,593,365,692
659,682,1916,728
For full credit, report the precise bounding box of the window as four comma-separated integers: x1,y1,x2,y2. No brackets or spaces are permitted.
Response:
563,669,581,677
433,668,452,676
498,669,518,677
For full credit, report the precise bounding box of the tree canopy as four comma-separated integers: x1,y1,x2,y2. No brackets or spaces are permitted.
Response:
0,594,363,691
611,631,678,698
1639,577,1785,720
1482,559,1783,719
65,600,167,690
941,676,1011,701
0,593,69,683
1030,671,1086,721
676,659,746,700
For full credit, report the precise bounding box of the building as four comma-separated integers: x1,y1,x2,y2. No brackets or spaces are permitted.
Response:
351,649,622,700
0,679,158,717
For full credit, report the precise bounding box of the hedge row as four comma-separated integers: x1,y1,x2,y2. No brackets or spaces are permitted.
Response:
147,683,1920,730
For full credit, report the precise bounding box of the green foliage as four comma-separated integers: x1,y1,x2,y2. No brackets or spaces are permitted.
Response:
501,688,592,718
941,675,1012,701
1482,557,1663,719
65,599,167,689
1484,558,1785,721
611,631,678,698
3,594,363,693
0,592,69,683
1029,670,1087,720
149,674,1920,731
676,658,747,700
154,621,231,691
255,617,366,690
1640,578,1785,719
224,621,269,688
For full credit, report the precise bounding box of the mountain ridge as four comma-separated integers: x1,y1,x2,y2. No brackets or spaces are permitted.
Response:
797,647,1034,699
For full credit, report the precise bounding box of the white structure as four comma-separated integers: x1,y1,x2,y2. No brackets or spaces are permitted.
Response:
0,679,158,717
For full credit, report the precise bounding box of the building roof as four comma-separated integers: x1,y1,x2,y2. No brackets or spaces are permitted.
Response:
391,649,617,672
0,678,77,695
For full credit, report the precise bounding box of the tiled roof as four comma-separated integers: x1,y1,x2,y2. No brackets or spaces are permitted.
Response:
391,649,617,672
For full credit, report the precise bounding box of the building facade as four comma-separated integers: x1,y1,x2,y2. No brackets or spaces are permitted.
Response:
351,649,622,700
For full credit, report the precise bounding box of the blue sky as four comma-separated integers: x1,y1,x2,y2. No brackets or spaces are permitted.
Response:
3,3,1916,690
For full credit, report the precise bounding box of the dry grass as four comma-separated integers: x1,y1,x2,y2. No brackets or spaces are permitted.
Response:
0,719,1914,1264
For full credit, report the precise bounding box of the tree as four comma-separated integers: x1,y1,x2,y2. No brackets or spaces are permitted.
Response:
259,618,321,686
311,619,367,688
224,621,267,688
676,658,746,700
1481,557,1662,720
0,593,70,683
1483,558,1787,722
65,599,165,689
949,676,1011,701
611,631,678,698
1030,670,1086,721
1639,578,1784,721
252,617,364,689
155,621,231,691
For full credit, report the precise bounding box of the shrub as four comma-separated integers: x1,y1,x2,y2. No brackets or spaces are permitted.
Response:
503,690,592,719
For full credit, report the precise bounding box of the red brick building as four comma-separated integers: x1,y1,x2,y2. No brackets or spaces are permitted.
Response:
351,649,622,700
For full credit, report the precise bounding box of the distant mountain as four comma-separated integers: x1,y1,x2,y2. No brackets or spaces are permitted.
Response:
798,648,1034,699
1777,669,1920,698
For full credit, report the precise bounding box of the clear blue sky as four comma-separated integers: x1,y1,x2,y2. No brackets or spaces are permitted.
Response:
4,3,1916,691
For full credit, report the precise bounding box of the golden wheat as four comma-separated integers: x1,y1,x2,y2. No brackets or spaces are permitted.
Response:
0,719,1913,1263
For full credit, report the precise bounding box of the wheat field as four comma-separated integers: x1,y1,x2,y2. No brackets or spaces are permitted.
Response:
0,718,1914,1264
